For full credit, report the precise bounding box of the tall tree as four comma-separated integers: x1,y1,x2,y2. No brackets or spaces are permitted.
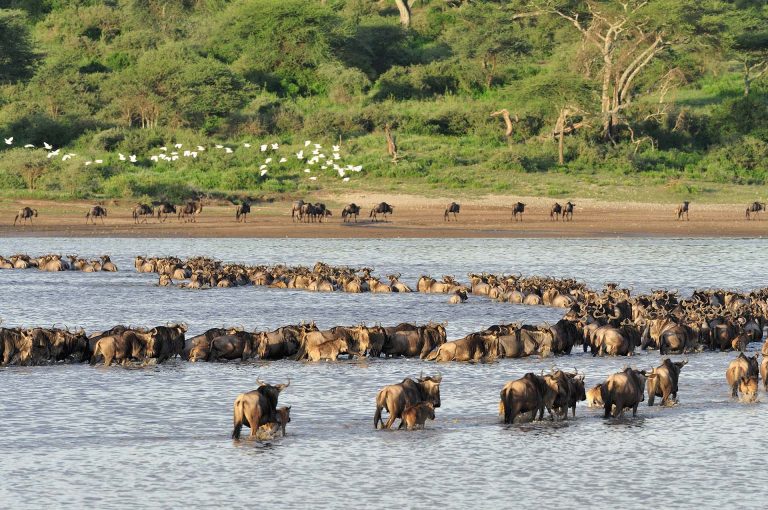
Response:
0,9,38,84
528,1,671,141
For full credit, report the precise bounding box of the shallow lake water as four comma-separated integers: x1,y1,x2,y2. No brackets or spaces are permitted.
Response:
1,237,767,509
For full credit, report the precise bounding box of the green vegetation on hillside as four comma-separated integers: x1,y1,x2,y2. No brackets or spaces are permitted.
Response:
0,0,767,203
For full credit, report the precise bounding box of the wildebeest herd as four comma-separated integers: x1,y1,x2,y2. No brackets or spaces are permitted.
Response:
0,253,117,272
4,251,768,439
16,198,767,227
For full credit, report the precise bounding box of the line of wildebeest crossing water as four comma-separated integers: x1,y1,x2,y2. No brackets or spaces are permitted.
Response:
3,253,768,438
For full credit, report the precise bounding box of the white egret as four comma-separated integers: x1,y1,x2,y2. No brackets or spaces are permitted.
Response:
259,164,267,170
243,143,251,148
4,137,13,145
43,142,53,150
215,144,223,149
279,157,287,163
197,146,205,151
332,145,340,152
309,176,317,181
304,140,311,147
224,147,233,153
271,143,279,150
333,153,340,160
160,146,167,151
85,161,92,166
265,157,272,164
94,159,103,164
304,168,311,173
260,144,267,151
24,144,34,148
260,169,268,176
174,143,183,149
129,155,137,163
150,155,159,162
296,150,304,159
119,153,126,161
314,143,322,149
342,177,350,182
47,149,60,158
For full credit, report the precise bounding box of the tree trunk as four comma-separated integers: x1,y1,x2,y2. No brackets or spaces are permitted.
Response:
394,0,411,28
385,124,398,163
490,109,519,137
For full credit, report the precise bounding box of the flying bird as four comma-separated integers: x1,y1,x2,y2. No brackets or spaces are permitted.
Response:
119,153,126,161
4,137,13,145
43,142,53,150
271,143,279,150
260,144,268,152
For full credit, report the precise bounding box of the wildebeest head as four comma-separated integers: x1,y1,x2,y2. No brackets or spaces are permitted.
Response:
740,376,758,402
417,374,442,408
256,379,291,411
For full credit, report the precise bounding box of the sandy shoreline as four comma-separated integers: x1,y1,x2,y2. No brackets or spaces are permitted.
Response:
1,194,766,238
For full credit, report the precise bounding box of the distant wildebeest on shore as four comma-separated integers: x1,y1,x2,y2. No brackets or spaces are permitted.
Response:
179,200,203,223
235,202,251,223
746,201,765,220
156,202,176,223
86,205,107,225
342,203,361,223
370,202,394,222
512,202,525,221
444,202,460,221
676,201,689,221
550,202,562,221
13,207,37,226
563,201,575,221
132,203,153,224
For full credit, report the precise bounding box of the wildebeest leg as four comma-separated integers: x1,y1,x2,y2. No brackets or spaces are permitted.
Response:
247,409,260,439
731,383,738,398
383,411,398,429
632,403,638,417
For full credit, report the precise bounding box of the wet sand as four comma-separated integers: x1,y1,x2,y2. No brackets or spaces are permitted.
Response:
1,194,765,238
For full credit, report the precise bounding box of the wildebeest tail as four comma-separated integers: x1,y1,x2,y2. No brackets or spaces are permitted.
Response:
231,397,244,439
373,390,385,428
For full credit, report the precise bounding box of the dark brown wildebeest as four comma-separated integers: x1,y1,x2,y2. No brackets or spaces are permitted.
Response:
342,203,361,223
369,202,394,222
13,207,38,226
208,331,256,361
401,402,435,430
676,201,690,221
726,352,759,399
512,202,525,221
256,326,304,360
550,202,562,221
182,327,240,361
600,368,648,418
291,200,305,222
647,358,687,406
444,202,460,221
178,200,203,222
85,205,107,224
156,202,176,223
746,201,766,220
563,201,575,221
132,203,153,224
375,323,446,358
100,255,118,272
144,324,187,362
374,375,442,429
231,380,290,439
235,202,251,223
499,373,549,424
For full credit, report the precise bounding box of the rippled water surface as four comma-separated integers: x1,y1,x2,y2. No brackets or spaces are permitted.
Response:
1,237,767,509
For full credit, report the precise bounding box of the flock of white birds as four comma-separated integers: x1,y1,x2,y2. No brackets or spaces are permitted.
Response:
2,136,364,183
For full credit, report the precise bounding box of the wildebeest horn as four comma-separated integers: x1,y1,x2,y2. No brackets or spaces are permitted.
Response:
256,378,266,386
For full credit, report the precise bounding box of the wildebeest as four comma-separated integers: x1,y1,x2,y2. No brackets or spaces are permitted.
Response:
179,200,203,222
291,200,305,222
182,327,240,361
512,202,525,221
550,202,562,221
156,202,176,222
86,205,107,224
90,331,146,366
132,203,154,224
563,201,575,221
746,201,766,220
499,373,549,423
13,207,38,226
676,201,690,221
341,203,361,223
374,375,442,429
401,402,435,430
425,332,496,362
444,202,460,221
208,331,255,361
726,353,759,399
235,202,251,222
369,202,394,222
586,384,604,407
231,380,290,439
448,288,468,304
647,358,687,406
294,325,371,361
600,368,648,418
